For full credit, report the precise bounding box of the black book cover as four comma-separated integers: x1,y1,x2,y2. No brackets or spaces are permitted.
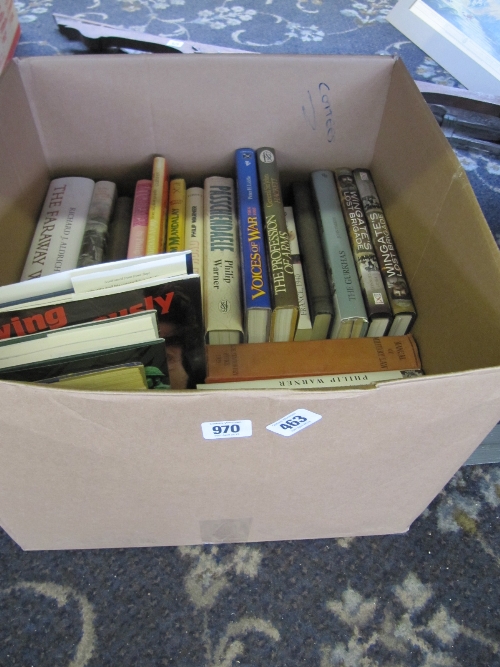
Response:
0,274,205,389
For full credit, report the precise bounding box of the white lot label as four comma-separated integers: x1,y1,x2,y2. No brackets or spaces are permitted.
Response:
266,409,322,437
201,420,252,440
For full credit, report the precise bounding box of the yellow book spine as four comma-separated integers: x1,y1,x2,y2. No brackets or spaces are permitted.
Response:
165,178,186,253
145,156,167,255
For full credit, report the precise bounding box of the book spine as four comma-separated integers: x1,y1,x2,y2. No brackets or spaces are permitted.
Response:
284,206,312,341
145,157,168,255
165,178,187,253
256,147,299,341
205,335,422,383
310,170,368,338
335,169,392,328
21,176,96,281
106,196,133,262
127,180,152,259
235,148,272,341
186,187,204,278
203,176,243,344
77,181,117,268
353,169,417,335
291,182,333,340
198,369,423,390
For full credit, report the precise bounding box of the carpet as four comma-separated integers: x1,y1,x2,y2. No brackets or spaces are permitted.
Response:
1,1,499,665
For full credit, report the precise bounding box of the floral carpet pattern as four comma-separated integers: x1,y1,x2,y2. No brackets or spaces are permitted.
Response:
2,1,499,665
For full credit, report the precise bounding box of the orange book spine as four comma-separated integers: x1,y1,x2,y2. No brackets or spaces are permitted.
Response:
127,179,152,259
205,335,421,383
145,156,168,255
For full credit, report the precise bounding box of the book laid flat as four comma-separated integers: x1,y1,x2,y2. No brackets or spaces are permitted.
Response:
284,206,313,341
145,156,168,255
235,148,272,344
335,168,392,337
203,175,243,345
353,168,417,336
0,309,159,369
1,335,169,386
21,176,95,281
165,177,186,253
0,251,193,308
310,170,368,339
127,180,152,259
198,369,423,390
204,335,421,383
107,196,133,262
37,362,149,391
291,181,333,340
77,180,117,268
0,272,205,389
256,147,299,342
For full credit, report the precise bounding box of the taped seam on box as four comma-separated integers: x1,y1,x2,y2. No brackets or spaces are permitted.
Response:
200,518,252,544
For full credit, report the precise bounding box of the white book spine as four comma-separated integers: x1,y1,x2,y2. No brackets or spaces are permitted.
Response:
284,206,312,341
203,176,243,344
21,177,95,281
197,370,423,390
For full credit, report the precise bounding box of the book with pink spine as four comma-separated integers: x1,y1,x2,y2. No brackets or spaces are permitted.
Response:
127,179,152,259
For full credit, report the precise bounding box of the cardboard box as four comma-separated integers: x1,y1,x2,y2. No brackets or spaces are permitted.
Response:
0,54,499,551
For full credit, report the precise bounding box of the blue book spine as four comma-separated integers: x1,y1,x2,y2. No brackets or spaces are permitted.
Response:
235,149,272,332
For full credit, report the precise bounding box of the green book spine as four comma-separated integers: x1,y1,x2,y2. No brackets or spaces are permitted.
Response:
353,169,417,335
256,147,299,341
310,170,368,339
335,169,392,335
291,181,333,340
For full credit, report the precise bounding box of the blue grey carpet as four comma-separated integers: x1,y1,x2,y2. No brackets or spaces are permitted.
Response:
2,1,499,665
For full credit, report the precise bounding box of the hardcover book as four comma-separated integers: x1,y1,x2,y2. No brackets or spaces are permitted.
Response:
107,196,132,262
284,206,313,342
291,181,333,340
256,147,299,342
145,156,168,255
166,178,186,253
77,180,117,268
204,334,421,383
37,362,150,392
335,168,392,337
198,369,423,390
21,176,95,281
310,170,368,339
0,310,170,386
353,169,417,335
0,273,205,389
235,148,272,344
203,175,243,345
127,180,152,259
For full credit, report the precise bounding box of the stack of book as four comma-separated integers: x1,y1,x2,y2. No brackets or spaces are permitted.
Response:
0,149,422,391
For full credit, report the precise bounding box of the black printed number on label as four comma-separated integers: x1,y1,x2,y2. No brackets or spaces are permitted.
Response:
280,415,307,430
213,424,240,435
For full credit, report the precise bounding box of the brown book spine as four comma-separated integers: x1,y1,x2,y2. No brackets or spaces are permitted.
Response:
205,334,421,383
256,147,299,340
335,169,391,326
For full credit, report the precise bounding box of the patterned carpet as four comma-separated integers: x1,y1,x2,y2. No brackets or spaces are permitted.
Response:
1,1,499,665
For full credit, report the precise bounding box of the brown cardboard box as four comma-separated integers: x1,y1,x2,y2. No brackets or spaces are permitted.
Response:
0,54,499,551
